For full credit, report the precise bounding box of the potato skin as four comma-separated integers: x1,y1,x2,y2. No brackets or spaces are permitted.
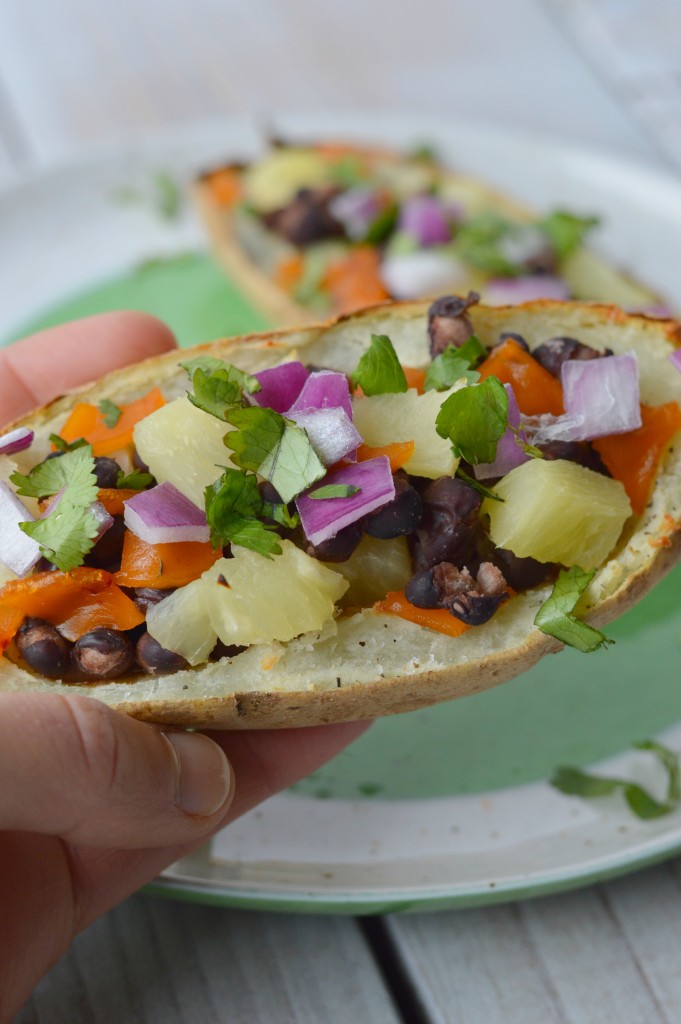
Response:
2,300,681,729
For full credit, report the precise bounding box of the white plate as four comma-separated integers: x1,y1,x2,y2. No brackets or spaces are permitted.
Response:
4,111,681,913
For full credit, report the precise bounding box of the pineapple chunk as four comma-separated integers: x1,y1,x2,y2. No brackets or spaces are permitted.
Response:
134,396,233,508
329,535,412,607
484,459,631,570
147,541,348,662
352,388,461,479
244,149,330,213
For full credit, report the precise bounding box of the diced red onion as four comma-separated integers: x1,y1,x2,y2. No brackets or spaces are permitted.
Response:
520,412,585,445
0,481,41,577
253,361,309,414
287,371,352,420
296,457,395,547
475,385,531,480
289,408,362,466
380,251,465,300
0,427,34,456
124,481,209,544
561,352,641,440
398,195,452,247
329,188,382,240
90,501,114,541
483,275,570,305
669,349,681,374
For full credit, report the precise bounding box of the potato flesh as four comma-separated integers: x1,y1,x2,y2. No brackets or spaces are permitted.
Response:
351,388,460,479
147,541,348,663
133,396,233,508
484,459,632,570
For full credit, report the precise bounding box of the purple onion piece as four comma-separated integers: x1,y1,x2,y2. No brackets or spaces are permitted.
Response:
296,457,395,547
289,408,362,466
520,412,585,446
329,188,382,240
253,361,309,414
398,194,452,247
0,427,34,456
90,500,115,541
124,481,209,545
287,371,353,420
483,275,570,305
0,481,41,578
669,349,681,375
561,352,641,441
475,385,530,480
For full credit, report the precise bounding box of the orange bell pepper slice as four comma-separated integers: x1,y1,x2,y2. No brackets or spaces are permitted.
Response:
57,586,144,642
114,531,220,589
374,590,472,638
356,441,415,473
0,568,112,647
478,338,564,416
97,488,141,517
274,254,305,293
403,366,426,393
323,246,390,314
58,388,166,457
205,168,243,207
593,402,681,516
0,607,24,652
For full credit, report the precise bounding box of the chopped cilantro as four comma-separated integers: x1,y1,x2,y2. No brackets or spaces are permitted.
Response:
14,447,100,571
351,334,408,396
116,469,154,490
328,154,367,188
363,204,398,245
534,566,613,653
225,406,325,504
49,433,89,453
537,210,599,262
309,484,361,500
453,212,520,276
180,355,260,394
455,467,504,502
435,376,509,465
424,346,481,392
98,399,122,429
262,500,299,529
456,334,487,366
551,740,681,820
204,469,282,558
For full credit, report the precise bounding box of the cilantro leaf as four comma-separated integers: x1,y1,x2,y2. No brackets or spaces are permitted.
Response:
204,469,282,558
424,347,481,392
187,368,244,421
536,211,599,262
181,355,260,394
262,501,299,529
455,467,504,502
456,334,487,367
21,505,99,572
11,445,98,501
363,204,398,245
309,484,361,500
551,739,681,820
98,399,122,429
116,469,154,490
435,376,508,465
49,433,89,453
225,406,325,504
453,212,520,276
534,565,613,653
351,334,408,396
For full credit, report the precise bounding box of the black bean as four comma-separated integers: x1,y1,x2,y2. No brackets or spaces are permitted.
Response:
72,628,135,679
210,640,246,661
410,477,482,572
427,292,480,357
497,332,530,352
258,480,284,505
84,515,126,571
93,457,122,489
263,186,344,246
16,617,71,678
532,336,604,378
133,450,151,474
136,632,188,675
538,439,611,477
490,547,555,590
132,587,174,614
364,472,422,539
305,521,363,562
405,568,441,608
448,590,508,626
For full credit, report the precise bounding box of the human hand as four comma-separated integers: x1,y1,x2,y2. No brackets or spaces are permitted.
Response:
0,313,368,1020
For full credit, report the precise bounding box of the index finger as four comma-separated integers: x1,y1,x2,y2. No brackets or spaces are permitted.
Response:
0,312,177,427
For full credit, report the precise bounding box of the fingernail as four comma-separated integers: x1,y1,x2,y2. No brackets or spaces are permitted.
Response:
163,731,233,817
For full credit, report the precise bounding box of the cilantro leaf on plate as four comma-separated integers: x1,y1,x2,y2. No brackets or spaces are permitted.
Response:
116,469,155,490
424,343,482,392
21,504,100,573
11,445,98,501
309,484,361,500
48,433,89,454
351,334,408,397
435,376,508,465
181,355,260,394
204,469,282,558
537,210,599,262
534,565,613,653
225,406,325,504
98,399,122,429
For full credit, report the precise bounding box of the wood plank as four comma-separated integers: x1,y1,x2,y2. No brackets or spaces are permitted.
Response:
387,870,680,1024
15,893,403,1023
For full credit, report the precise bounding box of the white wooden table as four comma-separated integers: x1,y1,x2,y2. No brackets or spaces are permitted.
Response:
5,1,681,1020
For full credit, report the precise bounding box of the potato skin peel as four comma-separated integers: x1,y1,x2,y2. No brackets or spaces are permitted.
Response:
2,300,681,729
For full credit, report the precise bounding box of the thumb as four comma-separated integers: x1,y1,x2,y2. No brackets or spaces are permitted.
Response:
0,694,233,847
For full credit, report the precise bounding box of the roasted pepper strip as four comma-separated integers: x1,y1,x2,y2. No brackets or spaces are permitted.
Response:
478,338,564,416
0,568,112,647
323,246,390,314
356,441,415,473
97,488,141,516
57,586,144,642
403,366,426,393
58,388,166,457
593,402,681,516
114,531,221,589
375,590,472,638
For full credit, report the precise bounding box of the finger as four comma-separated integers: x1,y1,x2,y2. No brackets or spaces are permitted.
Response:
64,719,371,933
0,311,176,426
0,694,234,846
